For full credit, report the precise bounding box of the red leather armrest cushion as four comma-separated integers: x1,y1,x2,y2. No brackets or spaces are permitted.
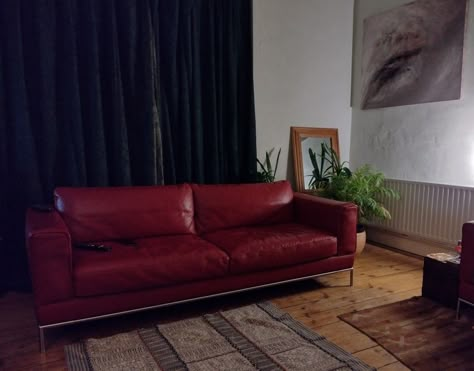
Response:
293,193,357,255
26,209,73,306
461,222,474,284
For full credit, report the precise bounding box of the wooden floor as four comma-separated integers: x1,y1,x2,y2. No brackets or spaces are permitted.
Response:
0,244,426,370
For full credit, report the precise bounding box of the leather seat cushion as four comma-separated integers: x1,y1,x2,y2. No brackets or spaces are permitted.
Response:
73,235,230,297
202,223,337,274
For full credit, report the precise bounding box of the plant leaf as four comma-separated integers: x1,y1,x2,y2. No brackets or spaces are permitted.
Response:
274,148,281,179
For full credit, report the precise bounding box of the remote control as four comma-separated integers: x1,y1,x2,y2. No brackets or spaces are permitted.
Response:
119,239,136,246
31,204,54,212
74,243,111,252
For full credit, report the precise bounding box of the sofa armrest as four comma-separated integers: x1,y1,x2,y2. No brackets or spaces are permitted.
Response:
293,193,357,255
461,222,474,284
26,208,73,306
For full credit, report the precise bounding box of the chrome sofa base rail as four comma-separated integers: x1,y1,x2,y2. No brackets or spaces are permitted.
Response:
38,267,354,352
456,297,474,320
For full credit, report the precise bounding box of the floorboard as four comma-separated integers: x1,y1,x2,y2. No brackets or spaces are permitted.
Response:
0,244,427,370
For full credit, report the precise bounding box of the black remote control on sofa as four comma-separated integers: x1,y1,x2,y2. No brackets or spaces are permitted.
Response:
31,204,54,212
74,243,111,252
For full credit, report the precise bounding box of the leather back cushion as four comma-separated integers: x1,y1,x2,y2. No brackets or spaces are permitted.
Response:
55,184,195,242
192,181,294,233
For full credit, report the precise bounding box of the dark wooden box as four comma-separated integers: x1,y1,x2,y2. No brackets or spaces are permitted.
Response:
422,256,460,309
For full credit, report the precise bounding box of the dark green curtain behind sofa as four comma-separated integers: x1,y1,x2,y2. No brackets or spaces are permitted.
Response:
0,0,257,290
0,0,165,290
160,0,257,184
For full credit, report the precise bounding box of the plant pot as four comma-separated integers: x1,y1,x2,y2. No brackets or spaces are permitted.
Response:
356,225,366,255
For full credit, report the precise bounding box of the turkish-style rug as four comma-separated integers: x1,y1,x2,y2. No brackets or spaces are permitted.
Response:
65,302,373,371
339,296,474,371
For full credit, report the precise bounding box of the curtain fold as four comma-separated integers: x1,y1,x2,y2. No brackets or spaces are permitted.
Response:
160,0,257,184
0,0,164,289
0,0,256,290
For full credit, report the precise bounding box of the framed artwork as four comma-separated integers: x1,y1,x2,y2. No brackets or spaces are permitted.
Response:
361,0,468,109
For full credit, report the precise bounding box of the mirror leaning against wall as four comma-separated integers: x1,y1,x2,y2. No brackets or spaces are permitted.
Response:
290,127,340,193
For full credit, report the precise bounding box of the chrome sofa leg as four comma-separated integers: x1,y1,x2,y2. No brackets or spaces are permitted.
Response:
350,269,354,287
39,326,46,353
456,298,461,320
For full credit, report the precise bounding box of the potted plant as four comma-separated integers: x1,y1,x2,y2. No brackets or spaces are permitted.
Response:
256,148,281,183
307,142,351,192
322,164,399,254
307,144,330,191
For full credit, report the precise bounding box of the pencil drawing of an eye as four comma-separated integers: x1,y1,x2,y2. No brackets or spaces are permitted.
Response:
375,50,420,84
364,39,424,107
360,0,467,110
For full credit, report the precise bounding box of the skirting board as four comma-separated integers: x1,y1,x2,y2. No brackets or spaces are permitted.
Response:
367,227,455,257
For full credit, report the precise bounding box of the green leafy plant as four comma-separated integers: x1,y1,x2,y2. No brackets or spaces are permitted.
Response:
256,148,281,183
322,165,399,225
307,142,351,190
307,144,329,190
324,143,351,178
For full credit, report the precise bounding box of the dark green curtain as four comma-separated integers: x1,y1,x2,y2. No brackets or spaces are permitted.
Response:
0,0,164,290
0,0,257,291
160,0,257,184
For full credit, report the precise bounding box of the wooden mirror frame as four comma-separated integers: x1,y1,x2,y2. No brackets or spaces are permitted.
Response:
291,127,340,192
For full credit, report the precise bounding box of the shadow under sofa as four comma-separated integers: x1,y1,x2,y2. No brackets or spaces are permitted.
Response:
26,181,357,351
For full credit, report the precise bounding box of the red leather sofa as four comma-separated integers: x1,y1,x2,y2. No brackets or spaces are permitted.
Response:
457,221,474,317
26,181,357,351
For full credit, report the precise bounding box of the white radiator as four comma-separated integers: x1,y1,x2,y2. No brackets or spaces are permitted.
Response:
369,179,474,247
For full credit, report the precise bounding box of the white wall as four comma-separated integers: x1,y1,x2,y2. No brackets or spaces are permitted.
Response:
351,0,474,187
253,0,354,183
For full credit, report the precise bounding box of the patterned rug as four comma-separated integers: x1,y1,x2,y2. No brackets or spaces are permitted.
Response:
339,296,474,371
65,302,373,371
